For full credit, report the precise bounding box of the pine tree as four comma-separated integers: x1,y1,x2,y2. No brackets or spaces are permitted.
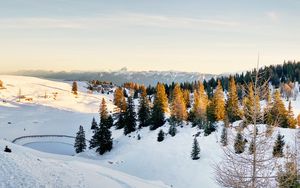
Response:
157,129,165,142
171,84,187,122
91,117,98,130
234,131,245,154
220,126,228,146
74,125,86,153
226,77,241,122
124,96,136,135
213,80,225,121
191,137,200,160
138,86,150,128
72,81,78,95
273,133,285,157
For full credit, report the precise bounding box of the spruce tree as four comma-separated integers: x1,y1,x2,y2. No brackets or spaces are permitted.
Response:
204,121,216,136
157,129,165,142
116,98,127,129
150,97,165,130
168,123,177,137
220,126,228,146
273,133,285,157
124,96,137,135
90,98,113,155
74,125,86,153
138,86,151,128
234,131,245,154
107,115,114,128
72,81,78,95
91,117,98,130
226,77,241,122
191,137,200,160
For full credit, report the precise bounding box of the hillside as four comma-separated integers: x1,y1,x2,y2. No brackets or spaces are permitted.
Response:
0,75,298,188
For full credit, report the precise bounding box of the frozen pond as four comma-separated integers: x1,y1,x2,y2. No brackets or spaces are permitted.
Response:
24,142,75,156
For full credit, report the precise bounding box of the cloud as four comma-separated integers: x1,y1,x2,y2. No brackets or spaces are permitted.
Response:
265,11,279,22
0,13,239,30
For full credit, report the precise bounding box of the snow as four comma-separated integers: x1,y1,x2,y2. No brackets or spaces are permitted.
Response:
0,75,298,188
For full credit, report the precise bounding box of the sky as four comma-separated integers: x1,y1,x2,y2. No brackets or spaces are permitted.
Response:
0,0,299,74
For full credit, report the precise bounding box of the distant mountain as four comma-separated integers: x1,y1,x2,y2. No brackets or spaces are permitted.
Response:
10,70,215,86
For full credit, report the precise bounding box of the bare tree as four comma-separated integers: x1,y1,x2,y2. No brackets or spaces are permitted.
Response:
215,57,281,187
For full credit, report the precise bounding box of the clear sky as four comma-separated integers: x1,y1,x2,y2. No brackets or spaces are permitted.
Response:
0,0,299,74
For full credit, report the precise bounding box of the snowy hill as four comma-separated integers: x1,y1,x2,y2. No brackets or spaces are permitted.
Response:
0,139,168,188
0,75,298,188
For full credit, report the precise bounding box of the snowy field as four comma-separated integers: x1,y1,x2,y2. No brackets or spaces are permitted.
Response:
0,75,298,188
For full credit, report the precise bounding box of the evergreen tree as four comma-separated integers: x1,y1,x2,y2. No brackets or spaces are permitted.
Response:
116,97,127,129
273,133,285,157
124,96,136,135
220,126,228,146
206,100,216,123
72,81,78,95
138,86,151,128
171,84,187,122
107,115,114,128
191,137,200,160
168,123,177,137
90,98,113,155
226,77,241,122
91,117,98,130
150,91,166,130
213,80,225,121
234,131,245,154
157,129,165,142
74,125,86,153
204,121,216,136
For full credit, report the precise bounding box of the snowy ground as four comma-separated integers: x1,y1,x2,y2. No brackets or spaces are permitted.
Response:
0,75,298,188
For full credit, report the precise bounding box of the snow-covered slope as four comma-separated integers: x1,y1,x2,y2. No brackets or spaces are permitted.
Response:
0,139,168,188
0,75,298,188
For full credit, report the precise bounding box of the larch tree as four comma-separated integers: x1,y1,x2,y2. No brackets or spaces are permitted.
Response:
287,101,297,129
192,82,208,124
171,84,187,123
72,81,78,95
114,87,125,109
271,90,289,128
183,89,191,108
155,83,169,113
150,83,167,130
215,63,279,188
243,82,261,124
226,77,242,123
213,80,225,121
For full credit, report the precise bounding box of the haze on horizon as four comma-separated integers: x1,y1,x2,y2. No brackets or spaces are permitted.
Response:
0,0,299,74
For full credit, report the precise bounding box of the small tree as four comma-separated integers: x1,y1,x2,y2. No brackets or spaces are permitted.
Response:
157,129,165,142
74,125,86,153
91,117,98,130
273,133,285,157
72,81,78,95
168,123,177,137
124,96,137,135
220,126,228,146
204,121,216,136
234,131,245,154
191,137,200,160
